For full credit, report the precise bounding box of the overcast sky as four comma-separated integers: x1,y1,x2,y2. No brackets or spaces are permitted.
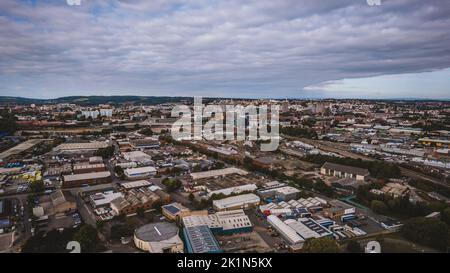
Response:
1,0,450,99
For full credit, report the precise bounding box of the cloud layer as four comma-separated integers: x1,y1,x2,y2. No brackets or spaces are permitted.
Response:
1,0,450,98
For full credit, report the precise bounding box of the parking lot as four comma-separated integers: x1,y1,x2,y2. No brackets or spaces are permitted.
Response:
247,210,290,252
216,231,272,253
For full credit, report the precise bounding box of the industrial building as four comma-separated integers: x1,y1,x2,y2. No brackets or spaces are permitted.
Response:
124,166,157,180
258,185,300,201
183,225,222,253
212,193,260,211
331,177,368,190
215,210,253,234
73,163,106,174
324,200,356,219
110,188,160,215
267,215,304,247
53,142,109,154
418,138,450,148
62,171,112,188
130,138,160,149
134,222,184,253
162,202,207,221
162,202,190,221
285,218,333,240
207,184,257,197
89,191,123,208
190,167,248,180
120,180,152,190
321,162,369,181
0,139,45,161
370,183,411,198
123,151,153,165
182,209,252,235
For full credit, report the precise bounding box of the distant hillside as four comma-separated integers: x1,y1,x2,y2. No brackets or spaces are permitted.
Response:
0,96,193,106
1,96,448,106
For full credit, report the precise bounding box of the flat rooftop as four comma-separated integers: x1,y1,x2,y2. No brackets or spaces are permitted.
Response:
120,180,152,189
322,162,369,176
73,163,105,170
190,167,248,180
184,225,221,253
54,142,109,152
0,139,44,160
213,193,260,210
135,222,179,242
63,171,111,182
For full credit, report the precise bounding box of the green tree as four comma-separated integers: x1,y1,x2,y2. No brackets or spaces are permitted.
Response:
281,126,318,139
193,164,202,172
110,221,135,240
312,179,334,197
346,240,362,253
212,161,225,170
188,193,195,202
96,221,105,232
136,207,145,218
22,228,76,253
441,207,450,226
73,225,101,253
30,180,45,193
94,146,115,159
139,127,154,136
162,178,182,192
114,165,124,178
0,115,17,134
371,200,388,214
302,237,340,253
401,217,450,251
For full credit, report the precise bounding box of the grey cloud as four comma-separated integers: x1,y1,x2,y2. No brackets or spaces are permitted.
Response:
0,0,449,98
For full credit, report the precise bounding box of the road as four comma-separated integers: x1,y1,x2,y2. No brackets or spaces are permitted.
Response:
247,210,287,252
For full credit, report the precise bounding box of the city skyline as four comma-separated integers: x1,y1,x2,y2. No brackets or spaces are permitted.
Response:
1,0,450,99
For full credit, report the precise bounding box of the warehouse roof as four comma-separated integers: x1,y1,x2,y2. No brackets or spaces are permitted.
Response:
212,193,260,210
207,184,257,197
183,225,221,253
73,163,105,170
267,215,304,245
135,222,179,242
124,166,157,175
162,202,189,216
321,162,369,176
190,167,248,180
63,171,111,182
0,139,44,160
54,142,109,151
120,180,152,189
418,138,450,144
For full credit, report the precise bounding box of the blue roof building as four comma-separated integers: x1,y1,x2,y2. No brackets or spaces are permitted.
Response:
183,225,222,253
